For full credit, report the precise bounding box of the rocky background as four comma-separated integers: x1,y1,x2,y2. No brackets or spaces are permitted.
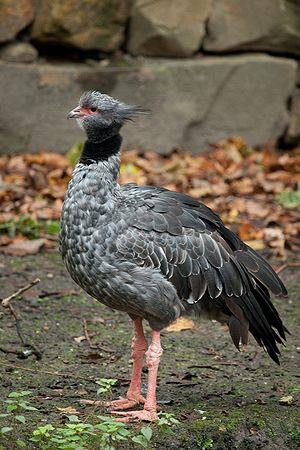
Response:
0,0,300,154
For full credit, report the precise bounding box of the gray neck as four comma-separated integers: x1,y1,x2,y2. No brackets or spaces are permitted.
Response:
70,152,121,218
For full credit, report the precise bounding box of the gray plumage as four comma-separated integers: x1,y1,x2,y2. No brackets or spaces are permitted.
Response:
60,91,288,365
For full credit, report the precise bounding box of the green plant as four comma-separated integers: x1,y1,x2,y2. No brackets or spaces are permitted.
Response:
132,426,153,448
67,142,83,165
276,183,300,209
0,390,38,447
31,424,55,447
0,216,40,239
201,438,214,450
31,418,94,450
0,390,37,434
95,378,117,395
157,412,180,432
31,415,154,450
0,216,60,239
289,426,300,447
94,416,131,449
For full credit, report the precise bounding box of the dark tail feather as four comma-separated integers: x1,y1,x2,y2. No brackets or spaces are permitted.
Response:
235,286,287,365
236,246,287,297
226,298,249,350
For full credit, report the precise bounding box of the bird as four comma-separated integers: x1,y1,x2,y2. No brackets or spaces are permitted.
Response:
60,91,288,422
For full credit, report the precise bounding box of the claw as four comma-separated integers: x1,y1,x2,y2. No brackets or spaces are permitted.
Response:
111,409,158,422
106,395,145,411
80,399,104,406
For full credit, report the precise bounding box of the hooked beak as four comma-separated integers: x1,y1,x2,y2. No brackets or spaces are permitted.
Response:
67,106,83,119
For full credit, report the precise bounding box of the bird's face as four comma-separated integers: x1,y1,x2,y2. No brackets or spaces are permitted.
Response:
67,91,148,133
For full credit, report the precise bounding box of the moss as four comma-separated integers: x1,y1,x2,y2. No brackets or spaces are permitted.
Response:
0,252,299,449
289,427,300,447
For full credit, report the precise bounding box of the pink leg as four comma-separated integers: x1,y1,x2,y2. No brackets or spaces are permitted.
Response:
111,330,163,422
106,318,147,410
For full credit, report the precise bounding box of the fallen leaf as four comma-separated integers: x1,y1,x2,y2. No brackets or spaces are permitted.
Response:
264,227,286,258
90,316,105,324
244,239,265,250
239,223,262,241
279,395,294,405
166,317,196,332
74,336,86,343
57,406,80,414
0,238,45,255
0,142,299,257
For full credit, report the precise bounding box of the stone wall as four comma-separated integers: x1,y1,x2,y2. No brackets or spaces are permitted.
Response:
0,0,299,154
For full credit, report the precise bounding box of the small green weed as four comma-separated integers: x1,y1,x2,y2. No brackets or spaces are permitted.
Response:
276,183,300,209
0,390,37,433
132,426,153,448
289,426,300,447
67,142,83,165
0,216,60,239
0,391,38,446
31,415,154,450
157,412,180,433
201,438,214,449
95,378,117,395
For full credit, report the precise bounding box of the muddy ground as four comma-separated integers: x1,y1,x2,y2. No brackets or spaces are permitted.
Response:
0,251,299,449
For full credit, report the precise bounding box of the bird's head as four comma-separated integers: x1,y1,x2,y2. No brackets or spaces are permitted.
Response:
67,91,148,143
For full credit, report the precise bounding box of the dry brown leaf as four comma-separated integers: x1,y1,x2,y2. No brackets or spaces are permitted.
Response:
166,317,196,332
0,238,45,255
244,239,265,250
263,227,286,258
57,406,80,414
244,200,270,219
74,336,86,343
279,395,294,405
0,143,299,257
239,223,263,241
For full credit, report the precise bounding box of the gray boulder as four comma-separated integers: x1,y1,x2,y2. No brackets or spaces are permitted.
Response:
286,89,300,144
128,0,212,57
0,42,38,63
0,0,35,43
31,0,129,52
0,55,296,155
204,0,300,55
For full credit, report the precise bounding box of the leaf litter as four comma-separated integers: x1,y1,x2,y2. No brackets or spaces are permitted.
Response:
0,137,299,258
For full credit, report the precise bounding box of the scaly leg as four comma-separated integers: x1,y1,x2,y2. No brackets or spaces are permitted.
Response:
106,318,147,411
111,330,163,422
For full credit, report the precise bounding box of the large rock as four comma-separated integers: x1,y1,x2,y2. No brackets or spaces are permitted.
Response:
31,0,129,52
128,0,212,57
0,55,296,154
285,89,300,144
204,0,300,55
0,42,38,63
0,0,35,43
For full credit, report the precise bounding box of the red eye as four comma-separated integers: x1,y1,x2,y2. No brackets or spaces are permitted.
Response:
80,107,98,115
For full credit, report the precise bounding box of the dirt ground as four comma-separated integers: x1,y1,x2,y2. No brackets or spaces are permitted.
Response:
0,250,299,449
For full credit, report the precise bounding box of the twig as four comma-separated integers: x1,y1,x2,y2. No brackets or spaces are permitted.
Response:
0,346,34,359
275,262,300,275
0,361,99,382
2,278,40,307
187,364,220,371
1,278,42,360
82,319,92,347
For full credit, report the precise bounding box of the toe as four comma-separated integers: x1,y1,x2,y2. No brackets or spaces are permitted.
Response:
110,409,158,422
80,399,103,406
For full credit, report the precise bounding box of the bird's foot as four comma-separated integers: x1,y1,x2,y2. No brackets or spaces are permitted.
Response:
80,399,104,406
106,394,145,411
111,408,158,422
